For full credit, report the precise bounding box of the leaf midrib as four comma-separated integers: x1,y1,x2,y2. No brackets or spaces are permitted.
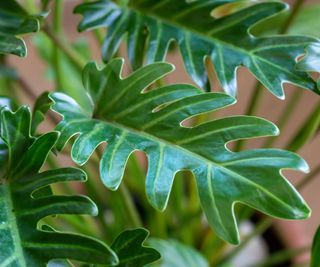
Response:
1,184,27,267
125,2,311,75
68,116,296,212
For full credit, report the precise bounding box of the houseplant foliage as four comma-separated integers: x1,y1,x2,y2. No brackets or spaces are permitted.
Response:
0,0,320,266
0,104,159,266
50,58,310,245
75,0,319,98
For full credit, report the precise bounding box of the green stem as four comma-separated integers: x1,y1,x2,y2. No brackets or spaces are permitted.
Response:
53,0,64,90
234,82,263,151
247,246,309,267
297,164,320,190
263,90,303,148
285,103,320,152
280,0,305,34
217,218,273,265
43,26,87,69
119,183,143,228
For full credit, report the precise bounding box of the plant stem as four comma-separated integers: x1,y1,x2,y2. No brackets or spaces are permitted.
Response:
297,164,320,190
217,219,273,265
263,90,303,148
285,103,320,152
119,183,143,228
247,246,310,267
43,26,87,69
234,82,264,151
280,0,305,34
53,0,64,90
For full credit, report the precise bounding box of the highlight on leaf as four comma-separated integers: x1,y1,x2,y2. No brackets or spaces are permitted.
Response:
49,58,311,245
74,0,320,98
0,105,119,266
0,1,40,57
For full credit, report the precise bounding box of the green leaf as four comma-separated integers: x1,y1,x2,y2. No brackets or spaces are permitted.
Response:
74,0,319,98
110,228,160,267
311,226,320,267
32,32,92,111
297,43,320,73
50,58,310,244
0,1,40,57
0,106,119,266
252,4,320,38
145,239,209,267
31,92,53,135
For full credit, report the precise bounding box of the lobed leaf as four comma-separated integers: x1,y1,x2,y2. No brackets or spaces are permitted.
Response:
0,106,119,266
0,1,40,57
50,58,311,244
74,0,320,98
111,228,161,267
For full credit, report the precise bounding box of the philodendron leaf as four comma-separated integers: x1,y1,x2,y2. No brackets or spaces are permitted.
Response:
110,228,160,267
0,106,119,266
311,226,320,267
50,58,311,245
297,43,320,73
145,239,209,267
0,1,40,57
74,0,319,98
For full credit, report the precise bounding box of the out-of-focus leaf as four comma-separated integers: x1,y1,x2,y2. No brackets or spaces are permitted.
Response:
32,33,91,111
0,105,119,266
146,239,209,267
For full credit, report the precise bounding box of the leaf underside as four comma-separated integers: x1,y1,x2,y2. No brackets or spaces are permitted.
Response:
50,58,310,244
75,0,319,98
0,106,118,266
0,1,39,57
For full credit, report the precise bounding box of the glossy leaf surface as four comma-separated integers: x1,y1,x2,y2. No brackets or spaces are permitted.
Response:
311,226,320,267
0,1,40,57
0,106,118,266
111,228,160,267
74,0,319,98
50,58,310,244
146,239,209,267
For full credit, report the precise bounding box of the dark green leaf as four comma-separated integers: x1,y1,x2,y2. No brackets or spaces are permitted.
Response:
111,228,160,267
311,226,320,267
146,239,209,267
0,106,119,266
74,0,319,98
0,1,40,57
32,92,53,135
50,58,310,244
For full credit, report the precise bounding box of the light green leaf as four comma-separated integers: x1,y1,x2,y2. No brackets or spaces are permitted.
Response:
110,228,160,267
146,239,209,267
0,1,40,57
0,106,119,266
50,58,310,244
74,0,319,98
252,4,320,38
311,226,320,267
